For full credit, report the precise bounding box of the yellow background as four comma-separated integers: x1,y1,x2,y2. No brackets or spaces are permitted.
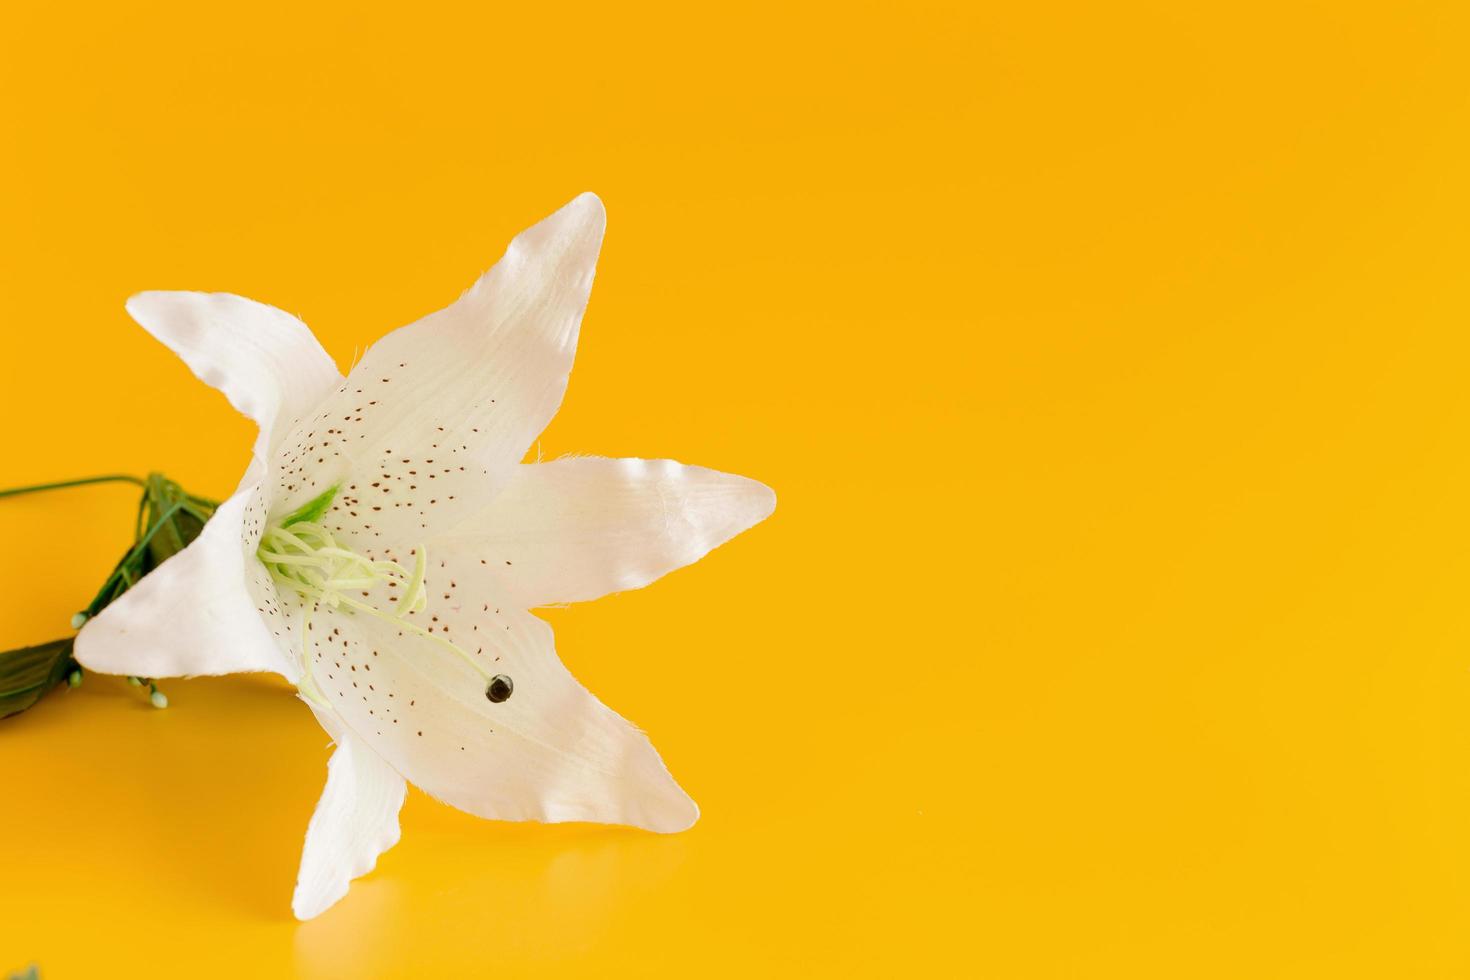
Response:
2,1,1470,976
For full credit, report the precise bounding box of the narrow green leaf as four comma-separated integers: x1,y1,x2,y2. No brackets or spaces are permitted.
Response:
0,639,75,720
0,470,220,722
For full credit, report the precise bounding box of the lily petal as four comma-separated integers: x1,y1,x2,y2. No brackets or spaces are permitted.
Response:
126,292,342,463
266,193,606,541
293,705,407,920
303,581,696,833
435,457,776,607
74,487,301,681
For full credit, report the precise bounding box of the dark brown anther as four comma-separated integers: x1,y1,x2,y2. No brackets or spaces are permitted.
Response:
486,675,513,703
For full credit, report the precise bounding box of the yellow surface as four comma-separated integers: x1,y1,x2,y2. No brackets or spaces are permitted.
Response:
3,1,1470,976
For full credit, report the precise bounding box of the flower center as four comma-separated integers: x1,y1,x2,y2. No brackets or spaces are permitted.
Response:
257,485,508,707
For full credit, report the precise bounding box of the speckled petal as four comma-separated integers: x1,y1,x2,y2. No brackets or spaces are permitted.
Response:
267,193,607,548
432,457,776,607
300,572,696,833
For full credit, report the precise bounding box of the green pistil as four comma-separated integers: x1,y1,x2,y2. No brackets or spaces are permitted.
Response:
256,490,494,705
281,484,341,527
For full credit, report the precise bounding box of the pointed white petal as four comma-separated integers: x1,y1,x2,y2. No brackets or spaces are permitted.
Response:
437,457,776,607
73,487,300,681
266,193,607,542
302,576,696,833
126,292,342,461
293,705,407,920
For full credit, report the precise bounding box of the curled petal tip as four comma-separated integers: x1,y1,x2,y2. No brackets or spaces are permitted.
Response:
551,192,606,237
292,889,333,922
123,290,176,326
639,773,700,834
570,190,604,214
746,477,777,525
707,472,777,540
659,794,701,835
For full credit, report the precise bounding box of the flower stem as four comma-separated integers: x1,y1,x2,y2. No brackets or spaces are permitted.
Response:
0,471,214,718
0,474,147,499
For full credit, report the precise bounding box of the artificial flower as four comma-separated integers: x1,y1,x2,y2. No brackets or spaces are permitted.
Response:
73,193,775,919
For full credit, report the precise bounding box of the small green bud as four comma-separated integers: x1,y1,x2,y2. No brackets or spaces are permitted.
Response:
127,676,143,686
67,669,82,688
149,688,168,709
70,612,88,630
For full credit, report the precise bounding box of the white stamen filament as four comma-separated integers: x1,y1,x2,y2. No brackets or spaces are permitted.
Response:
257,519,495,705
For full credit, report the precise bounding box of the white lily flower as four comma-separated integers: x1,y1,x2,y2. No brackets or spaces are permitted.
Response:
72,193,775,920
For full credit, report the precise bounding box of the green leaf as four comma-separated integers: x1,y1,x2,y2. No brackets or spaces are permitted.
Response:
141,473,216,570
0,470,221,722
0,639,74,720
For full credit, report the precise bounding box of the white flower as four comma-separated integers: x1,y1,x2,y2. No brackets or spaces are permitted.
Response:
73,193,775,919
